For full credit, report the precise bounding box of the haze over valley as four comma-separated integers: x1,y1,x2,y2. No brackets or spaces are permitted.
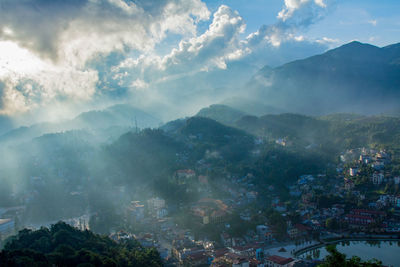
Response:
0,1,400,266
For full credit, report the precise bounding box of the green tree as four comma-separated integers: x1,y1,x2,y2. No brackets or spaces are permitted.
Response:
319,245,382,267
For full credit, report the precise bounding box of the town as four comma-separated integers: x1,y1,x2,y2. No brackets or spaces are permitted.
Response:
2,134,400,266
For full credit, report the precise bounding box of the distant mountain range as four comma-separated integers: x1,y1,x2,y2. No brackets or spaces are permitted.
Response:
0,104,161,145
244,41,400,115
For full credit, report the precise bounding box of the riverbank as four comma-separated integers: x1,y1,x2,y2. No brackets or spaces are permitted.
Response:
293,234,400,257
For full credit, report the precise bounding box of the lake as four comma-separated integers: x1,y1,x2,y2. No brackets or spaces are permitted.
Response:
299,240,400,266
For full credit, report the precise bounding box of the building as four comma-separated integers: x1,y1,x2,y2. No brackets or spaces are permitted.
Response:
266,255,294,267
127,201,145,222
371,172,384,185
183,251,208,266
176,169,196,179
147,197,165,210
344,214,374,226
372,161,384,170
349,167,359,177
395,196,400,208
359,155,372,164
276,138,287,146
256,225,269,237
198,175,208,185
344,178,355,190
224,253,250,267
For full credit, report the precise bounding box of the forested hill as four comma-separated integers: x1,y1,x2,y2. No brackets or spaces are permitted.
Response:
0,222,162,266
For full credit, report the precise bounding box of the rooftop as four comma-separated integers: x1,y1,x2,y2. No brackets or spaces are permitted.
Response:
267,255,294,265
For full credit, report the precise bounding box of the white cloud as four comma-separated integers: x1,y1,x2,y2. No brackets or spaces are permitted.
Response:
316,36,339,45
368,19,378,26
0,0,210,115
161,5,246,71
0,0,336,119
278,0,327,21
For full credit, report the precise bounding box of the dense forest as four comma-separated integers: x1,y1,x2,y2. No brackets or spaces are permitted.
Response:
0,222,162,266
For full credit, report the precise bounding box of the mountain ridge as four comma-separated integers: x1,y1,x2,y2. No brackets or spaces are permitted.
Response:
246,41,400,116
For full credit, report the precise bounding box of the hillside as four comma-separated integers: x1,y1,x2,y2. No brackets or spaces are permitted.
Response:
246,41,400,115
195,104,246,125
0,222,162,266
234,112,400,155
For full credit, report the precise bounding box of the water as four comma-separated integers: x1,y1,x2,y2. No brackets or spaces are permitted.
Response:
299,240,400,267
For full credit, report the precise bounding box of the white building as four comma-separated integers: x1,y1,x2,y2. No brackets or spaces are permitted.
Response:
147,197,165,211
371,172,384,185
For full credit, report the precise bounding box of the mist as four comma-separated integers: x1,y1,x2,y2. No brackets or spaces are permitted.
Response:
1,0,400,266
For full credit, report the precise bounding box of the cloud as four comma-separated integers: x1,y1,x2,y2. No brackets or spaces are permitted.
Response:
161,5,246,72
0,0,210,116
0,0,336,120
0,0,210,64
368,19,377,26
112,5,248,87
246,0,334,48
278,0,327,21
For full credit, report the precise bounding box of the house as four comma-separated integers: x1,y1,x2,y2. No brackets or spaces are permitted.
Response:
293,224,311,238
225,253,249,267
183,251,208,266
198,175,208,185
256,225,269,236
372,161,384,170
176,169,196,179
266,255,294,267
276,138,287,146
246,191,258,201
359,155,372,164
273,203,287,213
344,178,355,190
287,227,298,239
349,167,358,177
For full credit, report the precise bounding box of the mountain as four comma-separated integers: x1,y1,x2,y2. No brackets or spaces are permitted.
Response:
235,113,327,142
196,104,247,125
0,115,13,135
234,112,400,155
71,104,161,130
0,104,161,145
220,97,286,116
246,41,400,115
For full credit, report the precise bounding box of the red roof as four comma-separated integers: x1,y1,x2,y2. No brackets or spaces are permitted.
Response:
214,248,229,257
187,252,207,262
351,209,385,216
345,214,373,220
294,223,312,232
267,255,294,265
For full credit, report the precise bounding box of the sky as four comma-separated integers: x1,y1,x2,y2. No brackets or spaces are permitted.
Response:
0,0,399,124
